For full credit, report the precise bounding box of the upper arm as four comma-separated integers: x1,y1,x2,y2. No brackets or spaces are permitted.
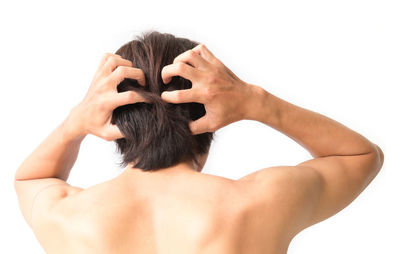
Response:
14,178,84,228
238,145,383,234
296,146,383,226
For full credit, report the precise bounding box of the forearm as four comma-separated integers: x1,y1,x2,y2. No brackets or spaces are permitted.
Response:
15,112,86,181
245,85,377,158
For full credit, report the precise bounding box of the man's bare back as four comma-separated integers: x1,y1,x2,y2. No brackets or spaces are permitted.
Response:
34,165,311,254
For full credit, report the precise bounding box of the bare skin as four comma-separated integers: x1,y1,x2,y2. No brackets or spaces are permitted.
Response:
15,45,384,254
38,162,295,254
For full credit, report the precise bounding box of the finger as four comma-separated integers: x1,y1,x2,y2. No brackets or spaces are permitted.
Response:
111,91,148,108
107,66,146,87
189,115,211,135
161,89,202,104
94,53,123,78
98,53,122,70
173,49,209,68
101,124,124,141
192,44,217,63
161,62,199,84
101,55,133,77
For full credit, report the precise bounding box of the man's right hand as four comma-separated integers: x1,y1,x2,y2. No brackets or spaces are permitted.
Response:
161,44,259,135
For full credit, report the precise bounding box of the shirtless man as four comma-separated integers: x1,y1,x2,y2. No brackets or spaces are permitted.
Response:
14,35,384,253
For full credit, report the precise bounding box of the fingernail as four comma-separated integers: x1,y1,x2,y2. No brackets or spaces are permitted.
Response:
161,91,169,98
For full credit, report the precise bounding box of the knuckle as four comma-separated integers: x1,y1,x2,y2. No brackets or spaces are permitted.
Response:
115,65,126,76
206,73,218,84
97,102,106,113
126,91,136,101
107,56,118,66
176,62,186,73
203,86,215,101
198,44,206,50
98,97,107,108
103,52,113,60
214,58,223,66
187,49,196,58
93,86,104,95
125,58,133,66
172,56,179,64
175,90,183,100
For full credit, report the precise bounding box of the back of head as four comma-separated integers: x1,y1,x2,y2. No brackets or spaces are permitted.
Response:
111,31,214,171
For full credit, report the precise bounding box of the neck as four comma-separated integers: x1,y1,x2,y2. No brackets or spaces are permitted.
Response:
122,160,200,177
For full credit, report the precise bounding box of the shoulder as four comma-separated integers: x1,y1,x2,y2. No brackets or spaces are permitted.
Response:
237,165,323,194
236,166,324,234
33,181,115,240
14,177,84,229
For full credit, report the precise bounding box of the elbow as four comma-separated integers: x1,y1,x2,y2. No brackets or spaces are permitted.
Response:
365,144,384,175
374,144,384,171
13,177,20,196
355,144,384,186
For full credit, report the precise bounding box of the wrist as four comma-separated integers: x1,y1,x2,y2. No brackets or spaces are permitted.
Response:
62,107,87,142
241,84,268,121
242,84,282,128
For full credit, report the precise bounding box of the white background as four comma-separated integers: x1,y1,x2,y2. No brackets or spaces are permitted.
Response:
1,0,399,253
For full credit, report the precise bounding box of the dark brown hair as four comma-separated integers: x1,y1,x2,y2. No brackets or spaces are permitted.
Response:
111,31,214,171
